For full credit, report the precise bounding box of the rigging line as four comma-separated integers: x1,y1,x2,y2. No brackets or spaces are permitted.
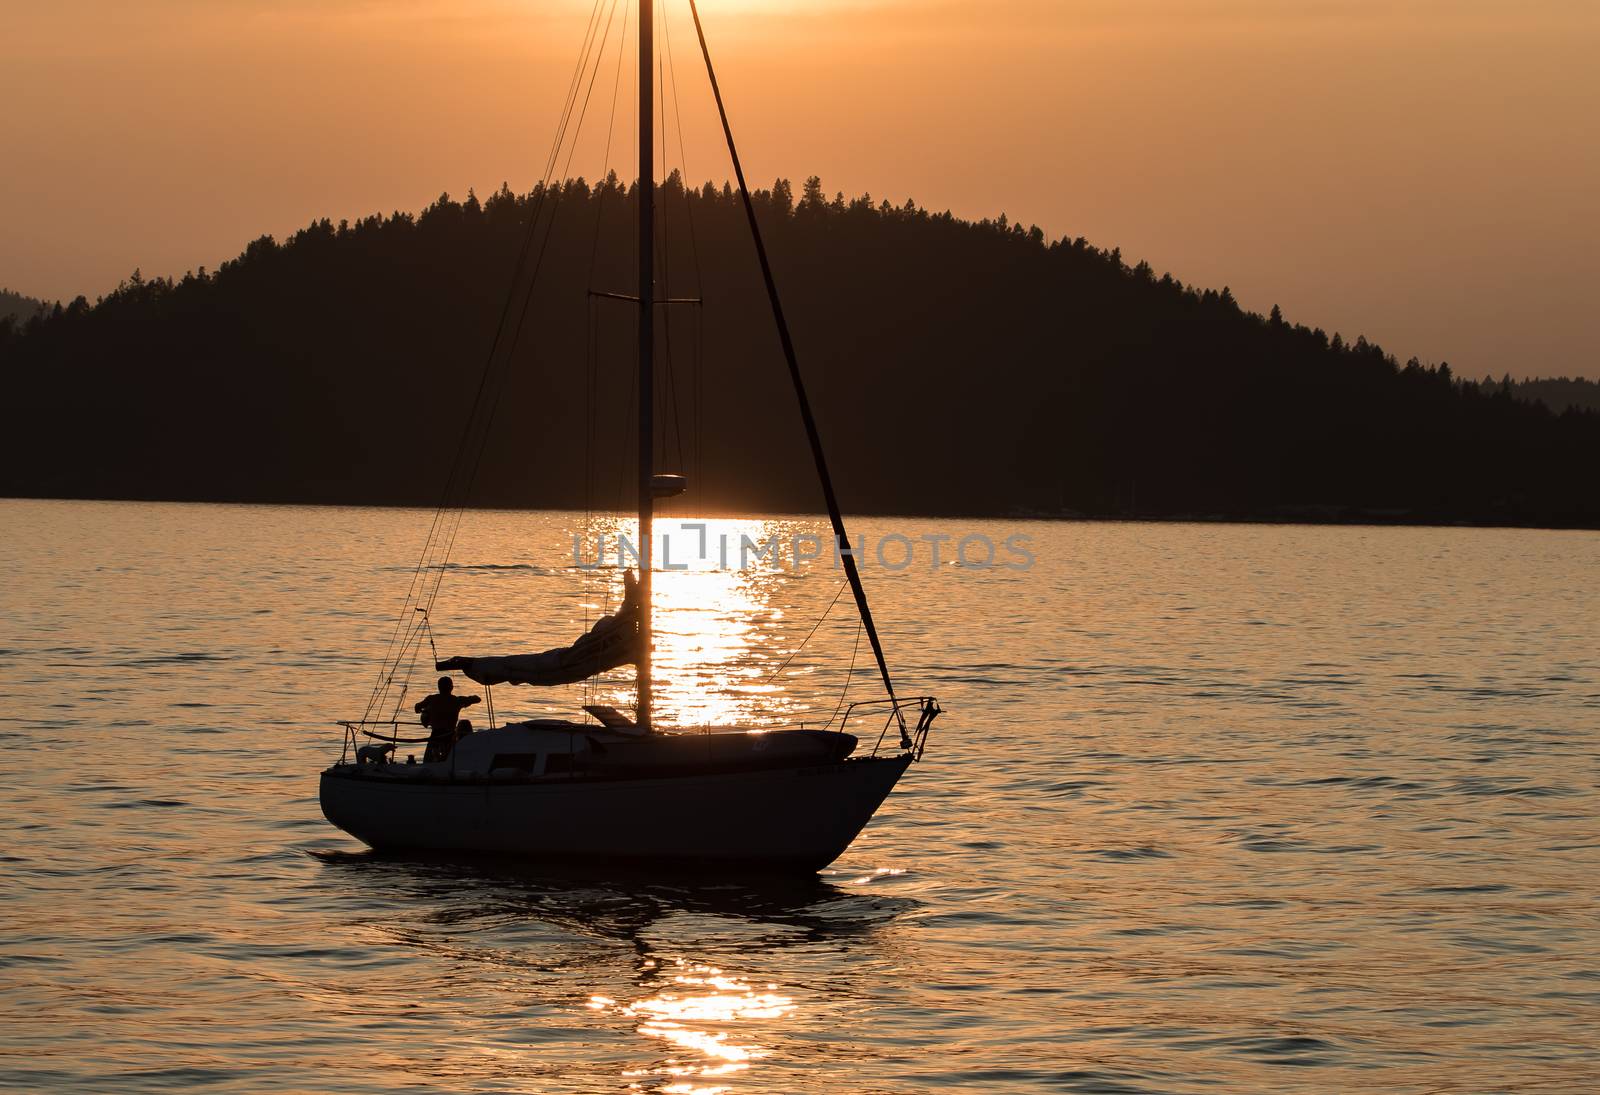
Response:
656,4,688,477
611,307,639,555
591,305,603,525
582,0,626,640
421,213,546,618
422,0,627,621
413,0,603,550
688,0,904,725
695,302,703,502
361,0,608,721
584,296,597,629
421,613,440,666
657,47,686,475
387,613,434,723
390,617,431,722
540,0,612,187
762,580,849,687
628,12,638,304
583,296,606,636
657,43,670,472
585,300,592,633
415,197,575,642
581,79,625,592
423,0,610,546
381,612,429,717
615,313,638,516
428,193,607,620
587,0,631,290
660,2,704,300
824,619,863,731
559,0,629,198
592,310,605,527
661,1,705,491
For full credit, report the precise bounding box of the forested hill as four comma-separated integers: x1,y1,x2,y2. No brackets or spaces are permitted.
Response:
0,288,46,324
3,175,1598,526
1504,376,1600,416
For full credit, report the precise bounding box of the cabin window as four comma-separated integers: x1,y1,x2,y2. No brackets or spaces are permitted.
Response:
490,753,539,772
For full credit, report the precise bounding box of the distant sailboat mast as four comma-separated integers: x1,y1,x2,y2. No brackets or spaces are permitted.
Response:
636,0,656,729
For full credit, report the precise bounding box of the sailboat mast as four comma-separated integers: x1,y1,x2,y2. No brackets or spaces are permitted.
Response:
636,0,655,729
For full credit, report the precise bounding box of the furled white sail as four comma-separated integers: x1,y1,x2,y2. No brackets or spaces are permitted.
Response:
436,572,641,687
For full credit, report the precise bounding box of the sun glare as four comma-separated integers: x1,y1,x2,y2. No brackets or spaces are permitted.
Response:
579,516,829,728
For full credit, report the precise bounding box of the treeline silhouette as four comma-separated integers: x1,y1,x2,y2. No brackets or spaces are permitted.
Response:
1500,376,1600,416
0,288,45,325
3,174,1598,527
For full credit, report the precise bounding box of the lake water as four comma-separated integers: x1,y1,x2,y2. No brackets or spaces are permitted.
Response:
2,499,1598,1093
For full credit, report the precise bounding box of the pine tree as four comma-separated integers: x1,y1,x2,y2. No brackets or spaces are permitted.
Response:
800,175,825,213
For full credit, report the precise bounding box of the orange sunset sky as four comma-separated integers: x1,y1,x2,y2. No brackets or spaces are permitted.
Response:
3,0,1597,380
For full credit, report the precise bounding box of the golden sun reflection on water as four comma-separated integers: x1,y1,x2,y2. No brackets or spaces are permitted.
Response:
593,959,795,1094
581,516,829,729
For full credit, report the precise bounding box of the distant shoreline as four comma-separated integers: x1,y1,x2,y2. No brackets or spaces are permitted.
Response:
7,183,1598,535
7,492,1598,533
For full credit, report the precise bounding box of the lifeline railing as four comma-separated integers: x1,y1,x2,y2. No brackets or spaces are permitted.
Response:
337,699,943,765
335,719,432,765
837,696,942,760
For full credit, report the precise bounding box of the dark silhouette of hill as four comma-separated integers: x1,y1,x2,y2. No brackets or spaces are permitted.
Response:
3,175,1597,527
0,288,46,324
1498,375,1600,416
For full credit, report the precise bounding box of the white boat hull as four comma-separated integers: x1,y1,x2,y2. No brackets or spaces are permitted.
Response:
319,754,914,872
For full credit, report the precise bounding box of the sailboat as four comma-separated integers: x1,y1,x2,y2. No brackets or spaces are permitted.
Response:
318,0,940,872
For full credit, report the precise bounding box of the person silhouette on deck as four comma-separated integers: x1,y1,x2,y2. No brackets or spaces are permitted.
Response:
416,676,480,763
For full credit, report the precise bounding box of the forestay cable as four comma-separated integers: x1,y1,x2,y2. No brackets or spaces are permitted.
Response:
686,0,905,727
